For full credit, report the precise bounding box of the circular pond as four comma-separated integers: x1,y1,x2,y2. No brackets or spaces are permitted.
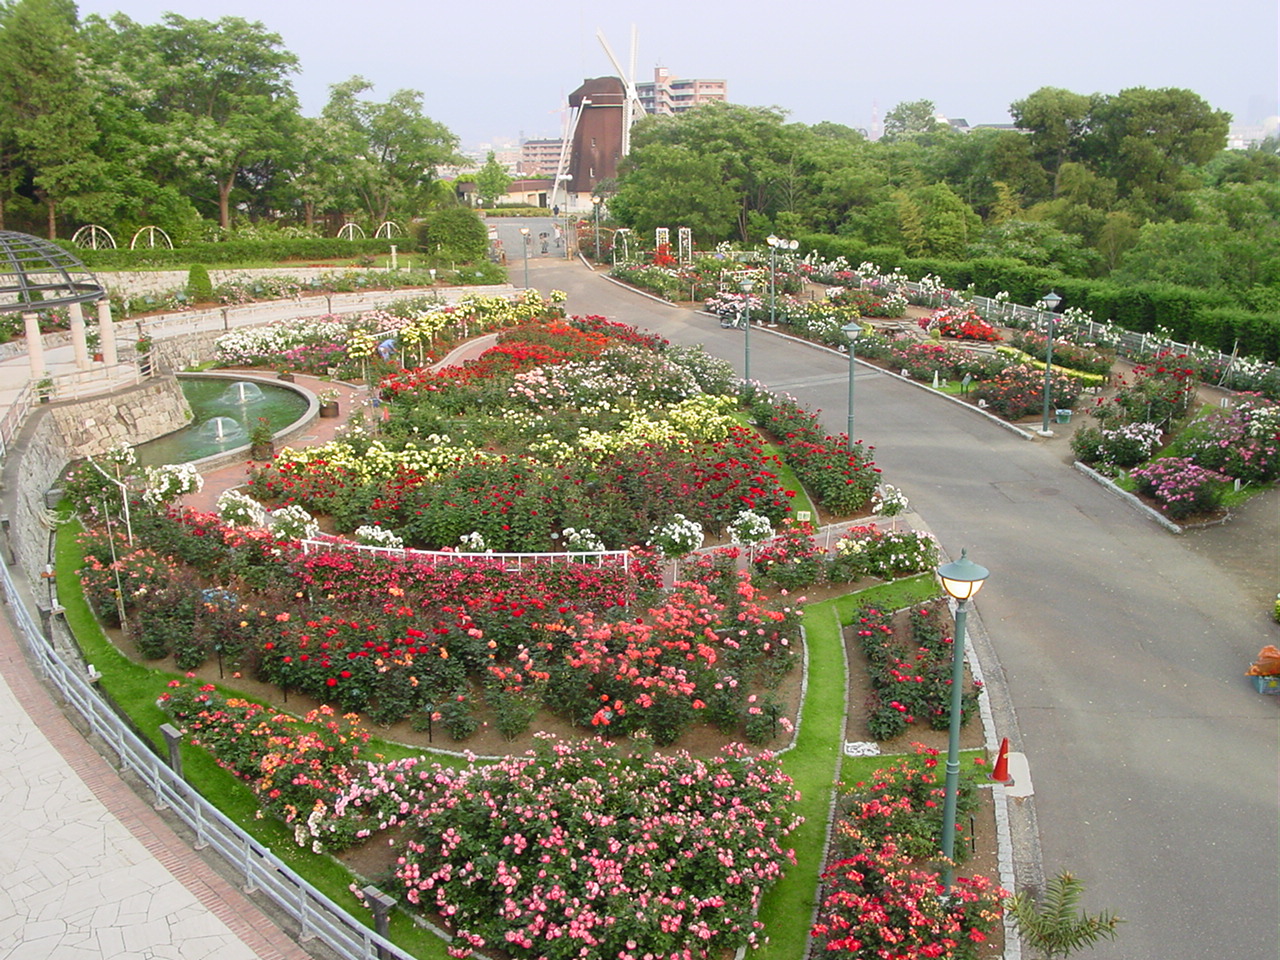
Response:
135,376,309,465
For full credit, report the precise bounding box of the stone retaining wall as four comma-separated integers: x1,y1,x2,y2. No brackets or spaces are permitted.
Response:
5,378,190,587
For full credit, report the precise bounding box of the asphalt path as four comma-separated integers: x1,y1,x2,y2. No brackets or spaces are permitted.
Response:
504,247,1280,960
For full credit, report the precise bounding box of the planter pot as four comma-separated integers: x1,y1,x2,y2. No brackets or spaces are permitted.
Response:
250,441,274,460
92,352,104,362
1055,409,1073,424
277,372,295,382
318,401,340,418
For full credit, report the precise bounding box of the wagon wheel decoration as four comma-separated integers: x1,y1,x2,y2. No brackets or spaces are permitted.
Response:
130,226,174,249
374,221,404,239
70,225,117,249
337,222,367,240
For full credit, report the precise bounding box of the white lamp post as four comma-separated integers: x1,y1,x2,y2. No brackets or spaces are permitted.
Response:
766,235,799,328
740,279,755,381
1039,291,1062,435
842,321,861,451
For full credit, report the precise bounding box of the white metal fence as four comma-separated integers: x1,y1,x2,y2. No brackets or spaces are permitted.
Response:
0,555,424,960
299,536,634,572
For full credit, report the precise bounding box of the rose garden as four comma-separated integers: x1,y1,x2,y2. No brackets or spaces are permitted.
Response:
58,249,1277,959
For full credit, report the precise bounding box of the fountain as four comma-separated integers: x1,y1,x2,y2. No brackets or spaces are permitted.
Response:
135,376,309,466
221,381,265,405
198,416,247,444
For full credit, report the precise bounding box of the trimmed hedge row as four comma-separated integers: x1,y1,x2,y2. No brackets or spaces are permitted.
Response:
799,234,1279,361
77,238,395,269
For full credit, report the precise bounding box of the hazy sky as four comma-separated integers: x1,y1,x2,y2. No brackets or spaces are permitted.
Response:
73,0,1279,149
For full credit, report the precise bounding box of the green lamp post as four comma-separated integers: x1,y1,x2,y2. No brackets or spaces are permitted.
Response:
935,548,990,891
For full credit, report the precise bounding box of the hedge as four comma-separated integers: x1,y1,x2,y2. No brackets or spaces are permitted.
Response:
78,238,394,270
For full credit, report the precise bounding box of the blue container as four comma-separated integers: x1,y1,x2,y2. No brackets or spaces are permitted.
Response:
1251,675,1280,694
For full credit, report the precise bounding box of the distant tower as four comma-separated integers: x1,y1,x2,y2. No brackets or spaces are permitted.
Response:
567,77,624,196
870,101,882,141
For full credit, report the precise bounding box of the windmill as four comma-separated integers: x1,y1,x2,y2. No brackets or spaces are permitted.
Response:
596,25,646,157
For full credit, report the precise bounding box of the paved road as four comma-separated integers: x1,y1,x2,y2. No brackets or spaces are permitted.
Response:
524,254,1279,960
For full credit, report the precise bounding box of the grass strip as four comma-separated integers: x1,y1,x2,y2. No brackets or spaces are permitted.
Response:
755,573,941,959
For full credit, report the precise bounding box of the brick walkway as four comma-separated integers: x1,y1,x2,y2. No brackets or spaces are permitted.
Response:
0,599,313,960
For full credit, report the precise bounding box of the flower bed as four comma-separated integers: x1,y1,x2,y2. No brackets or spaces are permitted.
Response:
851,604,982,741
157,680,803,960
813,746,1005,958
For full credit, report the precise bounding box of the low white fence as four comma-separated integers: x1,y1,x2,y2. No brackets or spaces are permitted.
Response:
300,536,634,572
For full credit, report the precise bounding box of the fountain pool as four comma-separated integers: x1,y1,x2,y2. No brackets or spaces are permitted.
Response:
135,377,309,465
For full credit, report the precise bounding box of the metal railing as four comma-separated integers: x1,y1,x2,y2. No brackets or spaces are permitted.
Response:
0,555,422,960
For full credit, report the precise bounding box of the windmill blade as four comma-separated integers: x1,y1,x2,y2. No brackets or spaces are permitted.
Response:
596,29,628,85
597,28,646,155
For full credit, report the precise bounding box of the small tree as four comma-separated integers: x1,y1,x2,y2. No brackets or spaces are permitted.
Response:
1010,871,1121,960
474,151,511,207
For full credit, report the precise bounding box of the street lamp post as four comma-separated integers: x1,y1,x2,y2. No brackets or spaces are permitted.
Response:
592,196,602,262
740,279,755,382
1039,291,1062,435
519,227,530,288
935,549,990,892
842,321,861,451
766,235,798,328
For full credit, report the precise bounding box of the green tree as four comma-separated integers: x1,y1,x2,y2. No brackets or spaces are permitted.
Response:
140,14,301,230
0,0,103,237
882,99,942,142
474,151,512,207
624,102,804,241
1009,87,1092,196
322,76,459,224
969,219,1095,274
1084,87,1230,212
613,143,738,242
894,189,926,256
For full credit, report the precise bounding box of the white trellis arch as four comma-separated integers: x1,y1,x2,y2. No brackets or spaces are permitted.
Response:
337,222,366,240
130,226,173,249
613,227,633,265
374,221,404,239
71,224,117,249
678,226,693,264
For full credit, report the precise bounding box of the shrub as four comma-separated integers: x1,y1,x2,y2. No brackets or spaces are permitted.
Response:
382,738,799,959
416,208,487,262
971,364,1081,420
186,263,214,302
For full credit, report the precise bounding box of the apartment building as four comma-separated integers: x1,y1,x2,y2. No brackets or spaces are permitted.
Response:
635,68,727,116
519,138,565,177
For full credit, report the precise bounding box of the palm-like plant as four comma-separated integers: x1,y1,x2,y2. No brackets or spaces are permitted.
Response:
1010,871,1122,960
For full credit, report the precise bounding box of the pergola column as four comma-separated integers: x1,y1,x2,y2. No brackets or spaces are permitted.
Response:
68,301,90,370
97,299,118,366
23,312,46,380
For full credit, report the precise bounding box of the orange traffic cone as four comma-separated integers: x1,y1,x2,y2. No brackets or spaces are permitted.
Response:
991,737,1012,784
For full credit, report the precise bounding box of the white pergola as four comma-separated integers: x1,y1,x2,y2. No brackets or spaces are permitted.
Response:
0,231,114,378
